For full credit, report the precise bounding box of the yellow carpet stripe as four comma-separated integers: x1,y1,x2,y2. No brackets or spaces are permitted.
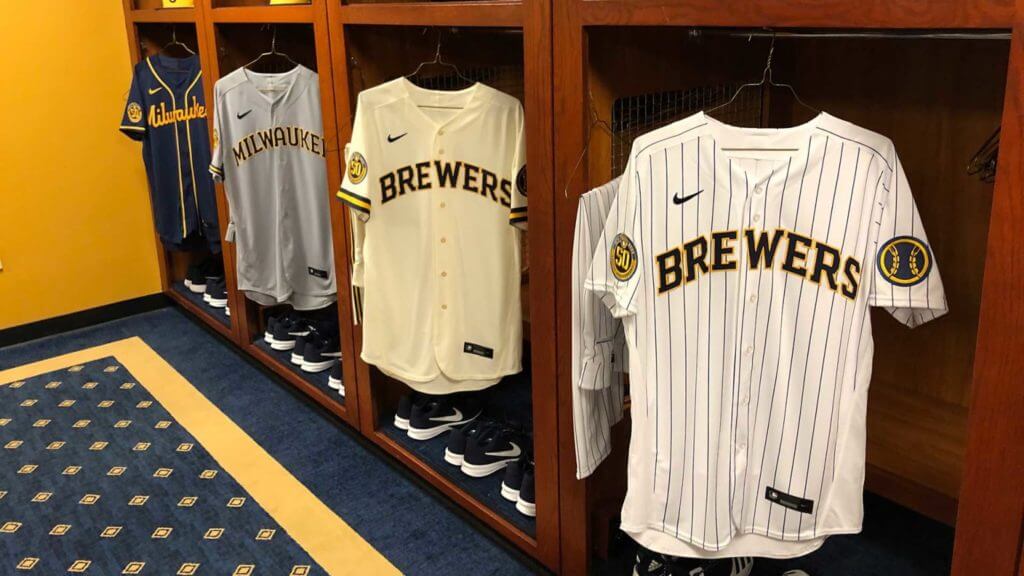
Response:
0,338,400,576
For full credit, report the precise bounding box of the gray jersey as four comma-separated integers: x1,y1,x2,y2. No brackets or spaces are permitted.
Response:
573,177,627,479
209,65,336,310
587,112,947,558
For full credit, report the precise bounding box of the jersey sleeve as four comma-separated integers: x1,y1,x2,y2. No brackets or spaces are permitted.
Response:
868,151,948,328
338,99,374,222
119,71,147,140
208,88,226,183
509,103,528,229
572,186,626,479
585,158,644,318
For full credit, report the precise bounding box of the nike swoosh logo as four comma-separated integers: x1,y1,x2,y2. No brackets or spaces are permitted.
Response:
387,133,407,143
237,110,253,119
485,444,522,459
429,408,464,423
672,189,703,205
148,87,162,95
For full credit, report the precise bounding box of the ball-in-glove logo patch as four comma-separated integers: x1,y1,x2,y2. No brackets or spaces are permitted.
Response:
347,152,368,185
877,236,932,286
127,102,143,124
610,233,638,281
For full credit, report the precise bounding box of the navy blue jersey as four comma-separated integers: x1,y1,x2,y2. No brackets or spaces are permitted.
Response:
121,54,219,251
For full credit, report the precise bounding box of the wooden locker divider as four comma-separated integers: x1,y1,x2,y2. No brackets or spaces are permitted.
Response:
121,0,240,344
325,1,558,570
553,2,1024,576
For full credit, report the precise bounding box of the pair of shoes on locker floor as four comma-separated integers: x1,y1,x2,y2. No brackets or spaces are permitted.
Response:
444,418,535,517
634,548,756,576
499,456,536,518
263,311,343,383
395,394,482,441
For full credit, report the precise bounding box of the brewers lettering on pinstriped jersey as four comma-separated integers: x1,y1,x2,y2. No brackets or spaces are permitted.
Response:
121,54,220,251
586,112,947,559
572,178,628,479
209,65,336,310
339,78,527,395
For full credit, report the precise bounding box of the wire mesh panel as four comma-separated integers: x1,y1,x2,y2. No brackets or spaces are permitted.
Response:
610,84,763,175
409,65,525,104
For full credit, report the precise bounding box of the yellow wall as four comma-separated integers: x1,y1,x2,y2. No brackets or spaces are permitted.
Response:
0,2,162,330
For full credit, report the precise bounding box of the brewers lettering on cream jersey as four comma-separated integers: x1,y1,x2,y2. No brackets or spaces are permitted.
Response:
585,112,947,558
339,78,527,395
209,65,336,310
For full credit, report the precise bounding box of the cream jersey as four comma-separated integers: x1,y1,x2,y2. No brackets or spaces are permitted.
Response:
339,78,527,394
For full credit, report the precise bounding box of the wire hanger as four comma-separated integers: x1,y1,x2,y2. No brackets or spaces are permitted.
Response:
706,32,818,118
562,89,631,198
967,126,999,183
406,28,475,98
161,25,195,57
244,25,299,73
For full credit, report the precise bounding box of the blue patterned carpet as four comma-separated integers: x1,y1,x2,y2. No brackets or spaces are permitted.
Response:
0,308,539,576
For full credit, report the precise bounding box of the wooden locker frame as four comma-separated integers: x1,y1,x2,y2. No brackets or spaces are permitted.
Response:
551,1,1024,575
325,0,558,570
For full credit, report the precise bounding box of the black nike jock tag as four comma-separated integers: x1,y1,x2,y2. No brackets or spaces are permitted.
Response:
463,342,494,359
308,267,329,279
765,487,814,514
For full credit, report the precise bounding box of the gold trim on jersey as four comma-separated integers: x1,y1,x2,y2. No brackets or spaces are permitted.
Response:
183,71,203,227
338,188,370,213
147,58,187,238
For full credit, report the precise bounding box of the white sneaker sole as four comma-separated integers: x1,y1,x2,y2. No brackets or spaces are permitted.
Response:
515,499,536,517
407,424,455,441
301,359,335,373
185,280,206,293
208,297,228,308
500,482,520,502
327,377,342,390
203,294,211,303
394,416,410,430
461,459,513,478
269,340,296,351
290,352,304,365
444,448,463,466
263,331,274,344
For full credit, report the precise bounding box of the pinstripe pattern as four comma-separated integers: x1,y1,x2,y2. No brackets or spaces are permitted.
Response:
572,178,627,479
581,112,947,558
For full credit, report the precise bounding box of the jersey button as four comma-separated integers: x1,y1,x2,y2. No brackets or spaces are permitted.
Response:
441,271,448,278
744,345,753,356
441,304,448,311
754,185,764,195
438,148,446,155
748,294,757,304
440,237,447,244
752,214,761,223
440,202,446,208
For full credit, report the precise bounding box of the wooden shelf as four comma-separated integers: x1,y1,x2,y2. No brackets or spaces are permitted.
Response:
337,2,522,26
129,7,198,23
369,429,539,553
209,4,316,23
574,0,1015,28
166,289,235,340
245,342,349,421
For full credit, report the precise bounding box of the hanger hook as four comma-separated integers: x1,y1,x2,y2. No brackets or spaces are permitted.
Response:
172,25,178,44
762,33,776,84
434,29,443,63
271,25,278,54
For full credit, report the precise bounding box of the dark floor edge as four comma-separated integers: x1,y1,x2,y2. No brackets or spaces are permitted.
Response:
169,305,553,575
0,294,170,348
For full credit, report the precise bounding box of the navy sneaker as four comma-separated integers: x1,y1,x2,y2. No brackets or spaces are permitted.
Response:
184,263,207,293
268,315,312,351
205,277,228,308
328,362,343,394
461,423,529,477
394,394,424,430
407,395,481,441
444,419,493,466
515,463,535,517
301,328,341,373
291,332,312,365
501,456,528,502
633,547,672,576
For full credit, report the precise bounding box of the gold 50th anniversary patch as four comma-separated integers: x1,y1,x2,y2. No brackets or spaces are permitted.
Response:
611,233,638,281
127,102,143,124
347,152,368,185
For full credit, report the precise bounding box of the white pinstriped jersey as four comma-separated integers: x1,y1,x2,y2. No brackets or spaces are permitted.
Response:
586,112,947,558
573,177,627,479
